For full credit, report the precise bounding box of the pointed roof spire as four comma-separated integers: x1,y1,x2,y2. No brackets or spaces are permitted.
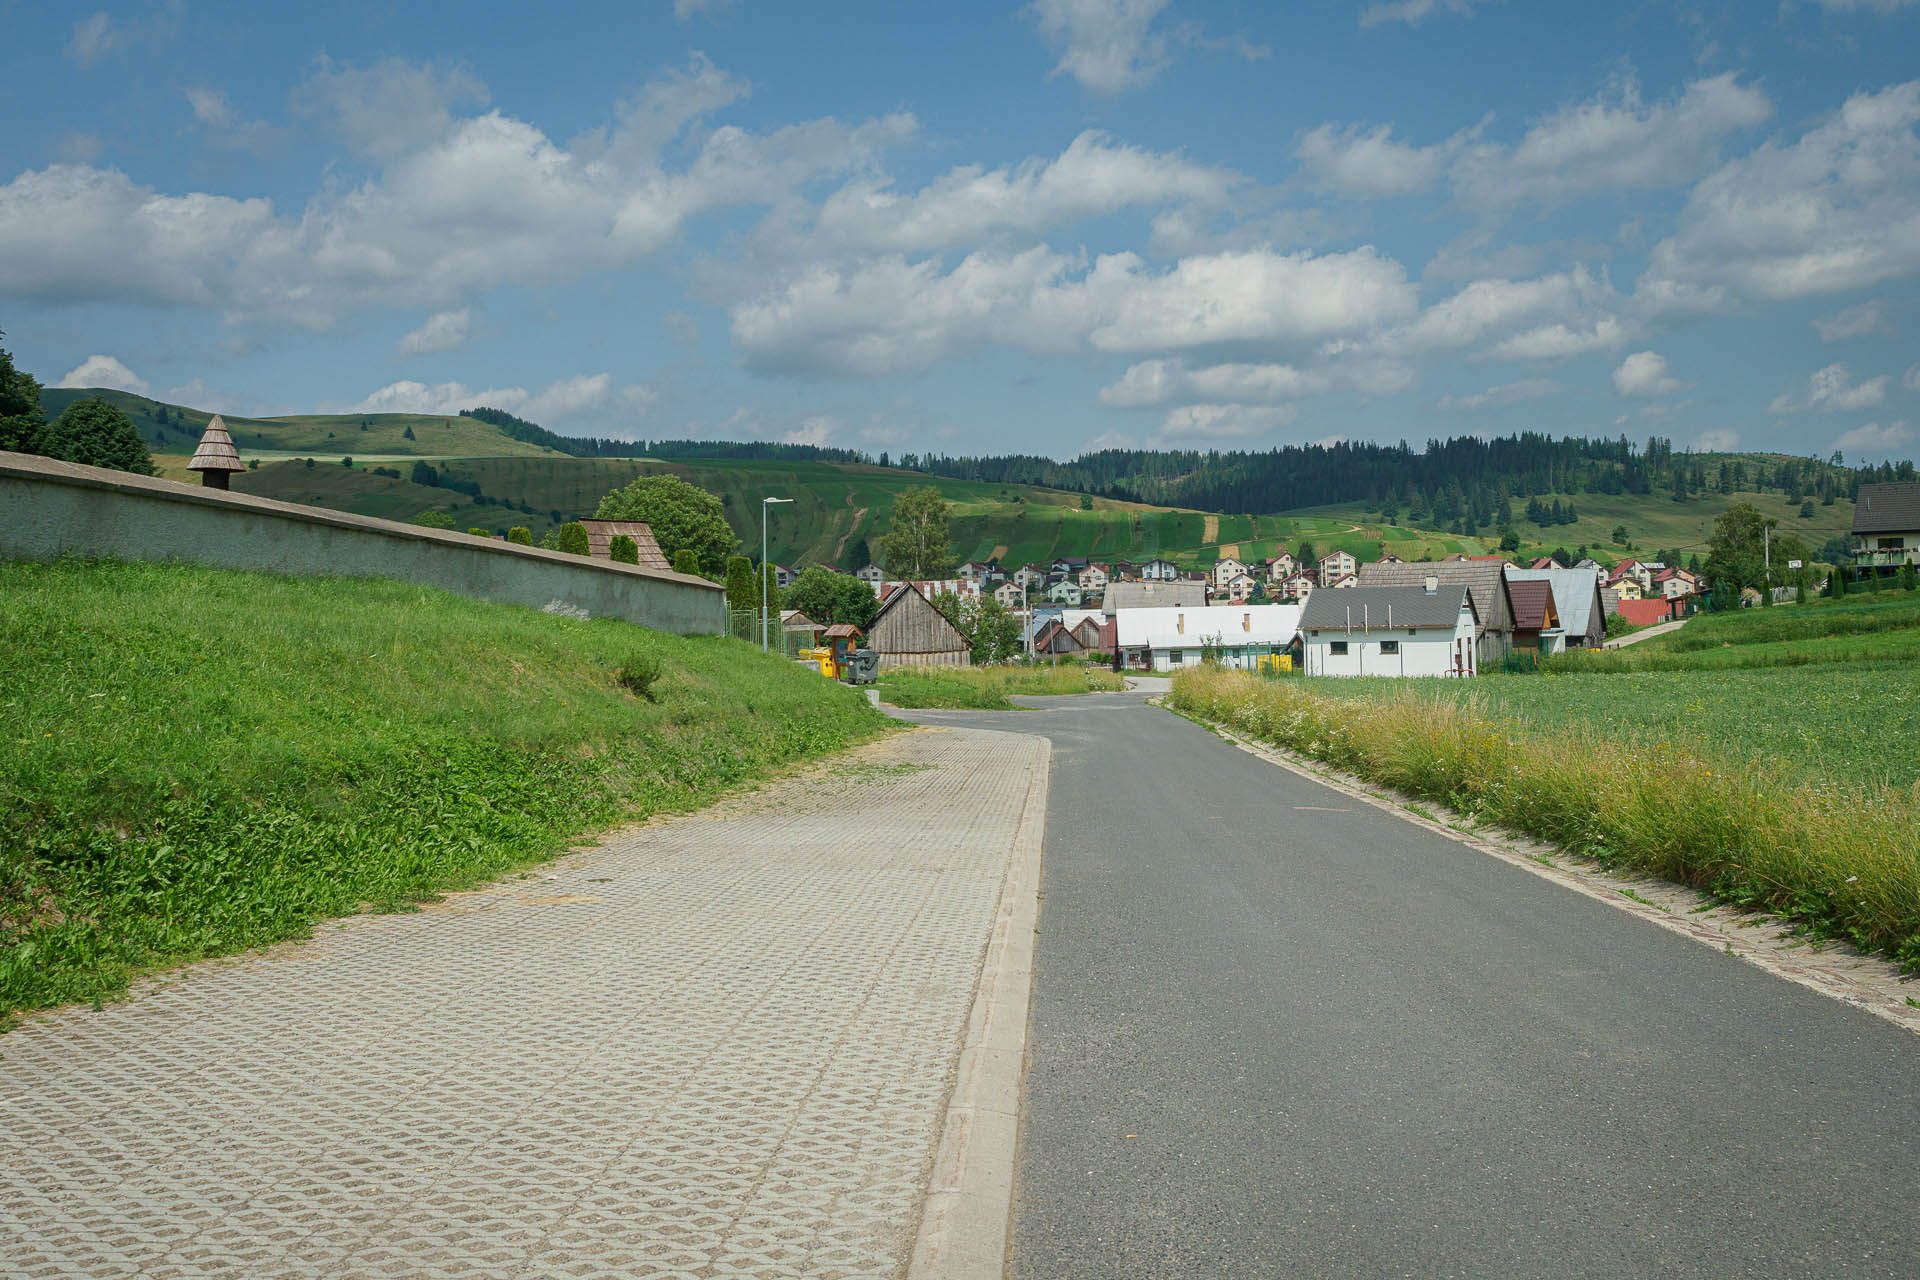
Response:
187,415,245,474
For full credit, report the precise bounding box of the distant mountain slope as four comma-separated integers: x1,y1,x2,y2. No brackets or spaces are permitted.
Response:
38,387,560,460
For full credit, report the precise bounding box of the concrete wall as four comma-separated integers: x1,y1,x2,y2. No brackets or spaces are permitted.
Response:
1,451,726,636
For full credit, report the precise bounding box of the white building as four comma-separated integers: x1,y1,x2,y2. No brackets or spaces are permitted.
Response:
1140,558,1180,581
1211,556,1248,589
1317,549,1357,586
1115,604,1303,672
1299,584,1479,677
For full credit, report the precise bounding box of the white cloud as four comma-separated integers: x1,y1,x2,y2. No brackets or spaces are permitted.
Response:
292,56,490,161
1159,403,1297,438
1026,0,1174,95
729,245,1418,377
800,130,1238,256
0,58,918,329
67,14,121,69
1453,72,1771,212
1696,428,1741,451
1294,121,1463,198
1906,362,1920,390
56,354,148,395
1435,379,1560,411
1612,350,1684,396
1640,80,1920,305
1815,299,1893,340
784,415,835,447
1486,316,1626,360
1833,421,1914,456
1372,267,1608,357
1089,247,1417,351
1771,362,1891,412
353,372,616,425
1359,0,1478,30
185,87,279,154
1098,359,1330,407
396,308,472,358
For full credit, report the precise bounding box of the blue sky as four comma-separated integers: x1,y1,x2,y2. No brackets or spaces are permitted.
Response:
4,0,1919,463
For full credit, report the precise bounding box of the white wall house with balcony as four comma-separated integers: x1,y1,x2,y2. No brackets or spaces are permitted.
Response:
1853,482,1920,573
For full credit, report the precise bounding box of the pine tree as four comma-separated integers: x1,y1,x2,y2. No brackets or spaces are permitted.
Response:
673,548,701,576
725,556,758,611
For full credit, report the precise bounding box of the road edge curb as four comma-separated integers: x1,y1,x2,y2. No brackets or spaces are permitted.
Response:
908,734,1051,1280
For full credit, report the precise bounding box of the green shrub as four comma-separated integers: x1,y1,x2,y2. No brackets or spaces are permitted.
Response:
467,527,490,538
673,548,701,576
609,534,640,565
615,652,664,700
557,522,590,556
507,526,532,545
412,510,456,529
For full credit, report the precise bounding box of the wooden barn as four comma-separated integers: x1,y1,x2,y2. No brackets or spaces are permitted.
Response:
868,582,971,670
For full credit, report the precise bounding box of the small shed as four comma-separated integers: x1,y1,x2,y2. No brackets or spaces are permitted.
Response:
578,520,671,570
868,582,970,670
1506,578,1564,653
781,609,824,650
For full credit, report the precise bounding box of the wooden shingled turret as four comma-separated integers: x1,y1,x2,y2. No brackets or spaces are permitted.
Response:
187,414,245,489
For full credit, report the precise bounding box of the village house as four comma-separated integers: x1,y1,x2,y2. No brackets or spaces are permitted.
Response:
1222,571,1259,602
1140,558,1180,581
1607,573,1644,601
1317,549,1357,585
957,560,993,582
1854,481,1920,575
1077,562,1110,595
772,564,797,591
1326,572,1357,589
1355,559,1515,665
1264,551,1297,581
1104,580,1207,614
1506,567,1607,649
1108,559,1138,582
867,582,971,670
1013,563,1047,591
992,578,1026,609
1052,555,1089,578
1211,556,1248,589
1275,571,1316,603
856,563,886,588
1653,567,1697,601
1506,577,1564,654
1047,579,1084,606
1300,582,1480,677
1114,604,1303,672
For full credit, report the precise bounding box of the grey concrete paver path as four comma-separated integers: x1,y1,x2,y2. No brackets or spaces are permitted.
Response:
0,726,1046,1280
1605,616,1686,647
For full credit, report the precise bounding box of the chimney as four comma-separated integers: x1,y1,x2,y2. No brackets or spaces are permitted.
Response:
1242,612,1251,632
1177,613,1185,634
1424,575,1439,595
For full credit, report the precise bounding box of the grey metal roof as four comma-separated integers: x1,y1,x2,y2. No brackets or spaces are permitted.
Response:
1506,567,1605,643
1298,585,1475,631
1853,482,1920,534
1103,581,1208,612
1355,560,1513,631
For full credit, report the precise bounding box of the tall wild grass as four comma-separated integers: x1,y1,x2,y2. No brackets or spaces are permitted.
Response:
879,663,1125,709
1170,666,1920,970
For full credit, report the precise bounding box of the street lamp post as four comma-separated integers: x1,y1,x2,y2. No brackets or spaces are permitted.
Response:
762,497,792,652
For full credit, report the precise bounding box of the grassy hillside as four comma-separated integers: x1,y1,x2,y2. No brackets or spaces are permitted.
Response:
40,387,559,462
0,558,889,1021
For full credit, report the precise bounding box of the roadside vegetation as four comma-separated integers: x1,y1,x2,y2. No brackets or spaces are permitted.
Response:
0,558,890,1023
1170,665,1920,970
878,664,1125,710
1548,594,1920,674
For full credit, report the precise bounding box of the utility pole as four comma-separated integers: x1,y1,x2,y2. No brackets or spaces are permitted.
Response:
761,496,792,652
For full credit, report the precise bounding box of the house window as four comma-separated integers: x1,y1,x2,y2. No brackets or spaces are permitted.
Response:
1380,640,1400,654
1167,650,1184,665
1330,641,1349,655
1880,537,1904,550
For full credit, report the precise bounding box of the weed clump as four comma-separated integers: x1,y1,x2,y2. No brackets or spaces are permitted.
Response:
615,652,663,700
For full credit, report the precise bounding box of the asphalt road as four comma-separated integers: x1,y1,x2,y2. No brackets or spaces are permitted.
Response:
897,690,1920,1279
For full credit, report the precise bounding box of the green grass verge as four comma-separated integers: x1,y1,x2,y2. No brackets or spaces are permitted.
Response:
1169,666,1920,970
878,664,1126,709
0,558,891,1023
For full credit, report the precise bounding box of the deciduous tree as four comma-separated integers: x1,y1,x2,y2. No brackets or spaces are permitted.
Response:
38,398,154,474
784,567,879,629
0,335,45,453
595,474,738,575
879,487,954,579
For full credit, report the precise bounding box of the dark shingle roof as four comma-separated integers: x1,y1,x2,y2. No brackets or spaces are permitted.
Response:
578,520,671,570
1853,482,1920,534
1506,578,1558,631
1299,585,1475,631
1355,560,1513,631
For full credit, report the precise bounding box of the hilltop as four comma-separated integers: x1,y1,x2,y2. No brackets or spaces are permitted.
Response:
47,385,1878,572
